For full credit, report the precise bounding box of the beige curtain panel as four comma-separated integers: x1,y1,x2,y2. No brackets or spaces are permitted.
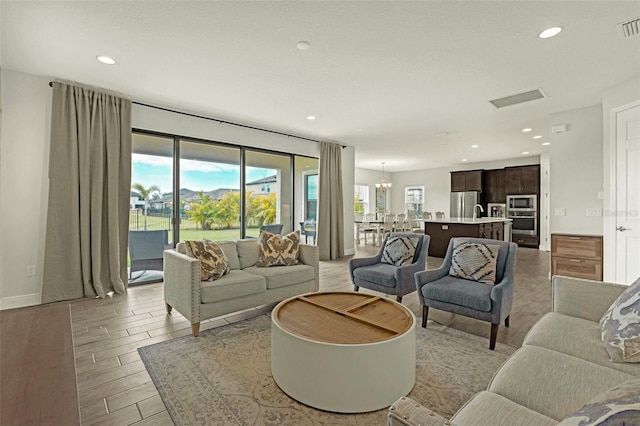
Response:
42,82,132,303
317,141,345,260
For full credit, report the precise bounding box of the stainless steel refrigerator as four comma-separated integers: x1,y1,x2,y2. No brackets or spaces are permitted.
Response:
450,191,479,219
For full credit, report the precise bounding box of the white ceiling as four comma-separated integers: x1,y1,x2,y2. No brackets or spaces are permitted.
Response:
2,1,639,172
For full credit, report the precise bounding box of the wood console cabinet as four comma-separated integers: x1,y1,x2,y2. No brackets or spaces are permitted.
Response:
451,170,483,192
506,165,540,195
551,234,603,281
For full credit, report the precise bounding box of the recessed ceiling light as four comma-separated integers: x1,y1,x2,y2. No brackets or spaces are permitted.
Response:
306,115,316,120
461,158,468,162
522,151,530,155
471,144,479,148
432,131,449,137
542,142,551,146
356,129,363,132
522,128,532,132
297,41,311,50
532,135,542,139
96,55,116,65
539,27,562,39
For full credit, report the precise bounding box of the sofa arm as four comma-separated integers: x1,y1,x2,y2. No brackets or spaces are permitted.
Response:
552,275,626,322
163,249,201,324
299,244,320,291
388,397,455,426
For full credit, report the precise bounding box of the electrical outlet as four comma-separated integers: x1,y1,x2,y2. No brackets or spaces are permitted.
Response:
26,265,36,276
555,208,566,216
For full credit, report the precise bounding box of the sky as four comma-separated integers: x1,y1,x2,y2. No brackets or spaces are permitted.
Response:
131,154,275,194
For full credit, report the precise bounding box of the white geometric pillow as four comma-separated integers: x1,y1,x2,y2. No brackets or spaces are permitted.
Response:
449,242,500,285
557,377,640,425
381,236,420,266
600,277,640,363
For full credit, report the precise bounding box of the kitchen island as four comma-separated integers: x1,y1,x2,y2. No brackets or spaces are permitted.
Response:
424,218,512,258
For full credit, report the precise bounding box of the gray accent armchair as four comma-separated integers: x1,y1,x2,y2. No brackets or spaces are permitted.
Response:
349,232,430,303
415,237,517,350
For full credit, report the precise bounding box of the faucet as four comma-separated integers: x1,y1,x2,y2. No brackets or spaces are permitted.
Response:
473,204,484,220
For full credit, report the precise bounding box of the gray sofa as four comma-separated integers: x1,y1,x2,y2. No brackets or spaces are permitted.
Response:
164,239,319,336
388,275,640,426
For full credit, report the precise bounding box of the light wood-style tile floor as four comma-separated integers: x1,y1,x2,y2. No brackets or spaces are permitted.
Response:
69,243,551,425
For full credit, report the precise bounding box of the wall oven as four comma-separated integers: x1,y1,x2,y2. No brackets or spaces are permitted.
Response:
507,195,537,236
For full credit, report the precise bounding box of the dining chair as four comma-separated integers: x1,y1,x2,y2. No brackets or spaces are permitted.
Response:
395,213,407,231
423,212,433,220
435,211,446,220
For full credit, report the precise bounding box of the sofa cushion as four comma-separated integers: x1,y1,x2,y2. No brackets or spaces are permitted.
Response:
524,312,640,376
557,377,640,425
353,263,398,288
421,275,493,312
488,346,634,421
243,264,315,290
255,230,301,267
236,239,261,269
600,277,640,363
204,240,240,270
449,241,499,284
184,241,230,281
452,391,557,426
199,270,266,303
381,236,419,266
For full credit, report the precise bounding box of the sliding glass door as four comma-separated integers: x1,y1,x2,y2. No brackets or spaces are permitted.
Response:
129,133,174,284
179,140,242,242
244,150,292,238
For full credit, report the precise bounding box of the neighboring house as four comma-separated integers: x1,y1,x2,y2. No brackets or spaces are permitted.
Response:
246,175,278,198
130,190,145,210
149,188,241,211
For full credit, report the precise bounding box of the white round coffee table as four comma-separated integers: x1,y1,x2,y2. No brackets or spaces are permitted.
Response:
271,292,416,413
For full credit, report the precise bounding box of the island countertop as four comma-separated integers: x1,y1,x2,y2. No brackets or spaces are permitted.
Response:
423,218,511,257
422,217,512,224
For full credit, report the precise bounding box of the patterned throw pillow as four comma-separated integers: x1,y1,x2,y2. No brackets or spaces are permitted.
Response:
449,242,500,284
255,230,300,267
600,277,640,363
381,236,420,266
557,378,640,425
184,241,230,281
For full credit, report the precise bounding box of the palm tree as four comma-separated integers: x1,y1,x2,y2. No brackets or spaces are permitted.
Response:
131,183,161,230
186,192,215,230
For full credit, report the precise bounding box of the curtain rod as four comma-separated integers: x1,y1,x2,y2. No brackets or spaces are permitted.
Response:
48,81,345,147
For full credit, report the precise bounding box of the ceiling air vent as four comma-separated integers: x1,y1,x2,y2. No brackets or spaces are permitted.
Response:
618,17,640,39
489,89,546,109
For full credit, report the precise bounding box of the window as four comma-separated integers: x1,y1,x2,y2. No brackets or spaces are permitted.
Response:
405,186,424,215
354,185,369,215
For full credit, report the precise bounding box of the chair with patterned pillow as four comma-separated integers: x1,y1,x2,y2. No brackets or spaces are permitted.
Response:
415,237,517,350
348,232,430,303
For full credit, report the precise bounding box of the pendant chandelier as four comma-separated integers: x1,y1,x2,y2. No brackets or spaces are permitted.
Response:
375,162,392,191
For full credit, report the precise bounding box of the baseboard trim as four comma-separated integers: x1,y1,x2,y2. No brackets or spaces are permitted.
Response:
0,293,42,311
344,248,356,256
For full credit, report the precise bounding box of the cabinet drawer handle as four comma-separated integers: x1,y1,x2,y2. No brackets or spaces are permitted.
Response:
569,237,581,240
569,259,582,263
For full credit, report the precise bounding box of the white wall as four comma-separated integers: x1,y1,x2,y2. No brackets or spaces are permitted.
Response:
549,105,604,235
602,77,640,281
0,69,356,308
0,69,52,309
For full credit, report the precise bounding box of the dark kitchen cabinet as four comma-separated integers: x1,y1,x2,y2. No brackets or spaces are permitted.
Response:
450,170,483,192
506,165,540,195
483,169,506,203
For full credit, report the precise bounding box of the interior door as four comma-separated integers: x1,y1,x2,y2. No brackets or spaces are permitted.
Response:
615,104,640,284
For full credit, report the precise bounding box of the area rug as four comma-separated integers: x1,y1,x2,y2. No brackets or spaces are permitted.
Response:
138,314,515,425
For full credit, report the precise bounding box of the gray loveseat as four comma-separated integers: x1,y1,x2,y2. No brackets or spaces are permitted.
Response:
164,239,319,336
388,275,640,426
